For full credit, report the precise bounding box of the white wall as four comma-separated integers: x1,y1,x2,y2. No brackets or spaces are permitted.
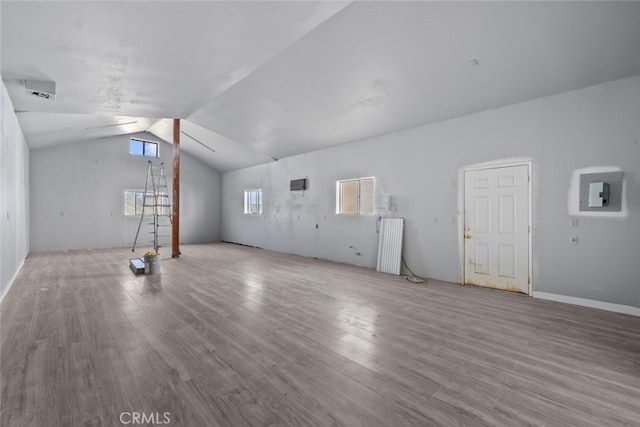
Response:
1,79,30,301
222,76,640,308
30,132,222,252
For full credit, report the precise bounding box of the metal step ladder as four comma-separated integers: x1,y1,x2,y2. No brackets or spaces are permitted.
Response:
132,160,173,253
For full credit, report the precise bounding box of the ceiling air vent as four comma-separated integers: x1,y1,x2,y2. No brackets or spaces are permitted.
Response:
24,80,56,100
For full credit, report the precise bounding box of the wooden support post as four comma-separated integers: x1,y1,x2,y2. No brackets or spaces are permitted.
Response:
172,118,180,258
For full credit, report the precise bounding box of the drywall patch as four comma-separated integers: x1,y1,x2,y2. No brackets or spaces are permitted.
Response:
569,166,627,218
578,171,623,212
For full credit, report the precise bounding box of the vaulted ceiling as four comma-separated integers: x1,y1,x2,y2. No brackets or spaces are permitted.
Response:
3,1,640,172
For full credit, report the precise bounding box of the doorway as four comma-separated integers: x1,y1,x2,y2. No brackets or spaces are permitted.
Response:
463,163,531,294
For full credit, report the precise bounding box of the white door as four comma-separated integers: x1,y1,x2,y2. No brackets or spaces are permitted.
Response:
464,165,530,294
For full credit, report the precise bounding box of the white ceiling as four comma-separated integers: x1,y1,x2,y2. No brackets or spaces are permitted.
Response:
2,1,640,171
147,118,274,172
14,113,157,150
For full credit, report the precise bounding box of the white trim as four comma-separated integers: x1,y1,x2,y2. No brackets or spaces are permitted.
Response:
462,160,532,172
460,160,533,295
533,292,640,317
0,258,25,304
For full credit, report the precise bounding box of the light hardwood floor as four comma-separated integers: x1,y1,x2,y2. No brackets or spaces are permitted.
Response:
2,243,640,426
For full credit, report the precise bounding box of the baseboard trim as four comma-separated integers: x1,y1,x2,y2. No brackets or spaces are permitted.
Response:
0,258,26,305
533,291,640,317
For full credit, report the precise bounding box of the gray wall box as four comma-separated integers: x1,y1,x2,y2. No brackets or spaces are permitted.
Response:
579,172,623,212
290,178,307,191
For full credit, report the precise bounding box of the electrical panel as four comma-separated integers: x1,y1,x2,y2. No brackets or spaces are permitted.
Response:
579,172,622,212
587,182,609,207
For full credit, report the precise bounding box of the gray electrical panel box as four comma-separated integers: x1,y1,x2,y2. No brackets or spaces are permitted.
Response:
587,182,609,207
579,172,622,212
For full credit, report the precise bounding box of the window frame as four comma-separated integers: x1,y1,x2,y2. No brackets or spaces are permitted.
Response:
244,189,263,215
335,176,375,215
124,190,151,216
129,138,159,158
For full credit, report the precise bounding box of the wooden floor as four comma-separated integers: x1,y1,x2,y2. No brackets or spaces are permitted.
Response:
2,243,640,426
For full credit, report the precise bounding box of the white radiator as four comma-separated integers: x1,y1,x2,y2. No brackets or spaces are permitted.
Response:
376,217,404,275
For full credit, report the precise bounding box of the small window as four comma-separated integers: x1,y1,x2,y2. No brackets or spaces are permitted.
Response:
244,189,263,215
336,177,375,214
124,190,149,215
124,191,171,216
130,138,159,158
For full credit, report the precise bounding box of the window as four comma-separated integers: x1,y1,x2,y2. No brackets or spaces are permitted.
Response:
124,191,151,216
244,189,262,215
129,138,159,158
336,177,375,214
123,191,170,216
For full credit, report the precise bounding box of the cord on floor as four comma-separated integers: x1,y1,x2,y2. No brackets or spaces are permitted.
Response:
401,256,425,284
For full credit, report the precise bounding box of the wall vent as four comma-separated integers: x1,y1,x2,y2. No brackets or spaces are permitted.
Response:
290,178,307,191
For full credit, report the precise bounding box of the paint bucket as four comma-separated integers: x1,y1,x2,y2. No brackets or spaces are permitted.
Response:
144,253,161,275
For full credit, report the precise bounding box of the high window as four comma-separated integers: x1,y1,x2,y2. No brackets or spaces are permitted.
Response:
129,138,159,158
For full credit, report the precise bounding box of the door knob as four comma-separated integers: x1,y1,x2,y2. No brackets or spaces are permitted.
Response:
465,234,472,239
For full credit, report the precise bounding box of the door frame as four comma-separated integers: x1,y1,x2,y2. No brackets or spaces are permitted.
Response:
461,161,533,296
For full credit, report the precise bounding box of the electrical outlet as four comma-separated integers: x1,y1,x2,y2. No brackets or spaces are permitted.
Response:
570,217,579,227
570,236,579,245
